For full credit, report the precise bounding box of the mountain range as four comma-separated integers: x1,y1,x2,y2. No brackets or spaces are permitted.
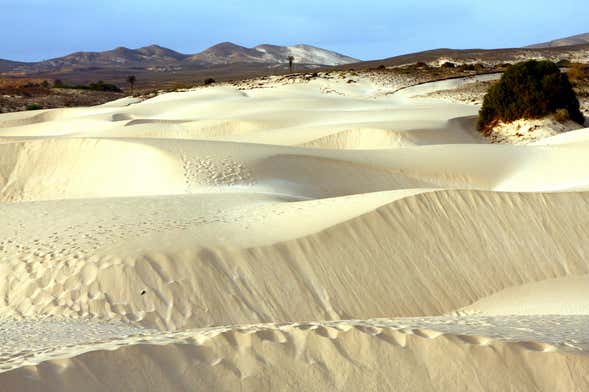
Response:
0,42,358,75
1,33,587,86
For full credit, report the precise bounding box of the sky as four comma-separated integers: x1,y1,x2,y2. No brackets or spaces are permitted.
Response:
1,0,587,62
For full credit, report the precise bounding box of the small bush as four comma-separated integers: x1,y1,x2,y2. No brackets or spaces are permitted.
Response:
460,63,486,72
478,60,584,131
26,103,43,111
556,59,572,67
554,108,570,123
203,78,216,86
441,62,456,68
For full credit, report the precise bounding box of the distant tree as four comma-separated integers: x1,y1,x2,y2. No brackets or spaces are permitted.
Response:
127,75,136,94
478,60,584,131
288,55,295,73
53,79,65,88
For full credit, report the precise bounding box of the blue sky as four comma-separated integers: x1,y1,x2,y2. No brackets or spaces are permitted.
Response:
1,0,587,62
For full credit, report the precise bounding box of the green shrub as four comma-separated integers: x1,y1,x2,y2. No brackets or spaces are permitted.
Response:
478,60,584,131
87,81,122,92
52,79,121,92
26,103,43,111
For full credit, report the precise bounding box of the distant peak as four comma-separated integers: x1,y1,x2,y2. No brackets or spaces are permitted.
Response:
209,41,245,49
140,44,164,49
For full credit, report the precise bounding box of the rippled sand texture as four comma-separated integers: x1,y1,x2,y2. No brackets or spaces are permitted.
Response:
1,74,589,391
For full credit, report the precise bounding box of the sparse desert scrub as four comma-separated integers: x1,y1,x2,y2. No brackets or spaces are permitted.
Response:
0,77,124,113
478,60,584,132
568,63,589,85
554,108,571,123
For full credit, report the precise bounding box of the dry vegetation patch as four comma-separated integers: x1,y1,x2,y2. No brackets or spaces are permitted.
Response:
0,78,124,113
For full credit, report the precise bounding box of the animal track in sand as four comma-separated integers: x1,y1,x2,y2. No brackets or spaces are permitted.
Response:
0,195,332,322
182,156,256,190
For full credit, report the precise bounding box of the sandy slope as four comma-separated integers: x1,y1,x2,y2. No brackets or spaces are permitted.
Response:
2,73,589,391
3,316,589,392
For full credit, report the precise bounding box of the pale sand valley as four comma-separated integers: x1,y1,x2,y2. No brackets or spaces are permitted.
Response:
1,66,589,391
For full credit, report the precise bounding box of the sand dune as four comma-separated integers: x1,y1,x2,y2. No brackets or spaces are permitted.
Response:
3,316,589,392
2,73,589,390
4,136,589,202
2,189,589,331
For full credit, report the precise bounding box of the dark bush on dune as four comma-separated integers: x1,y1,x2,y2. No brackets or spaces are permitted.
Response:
203,78,216,86
478,60,584,131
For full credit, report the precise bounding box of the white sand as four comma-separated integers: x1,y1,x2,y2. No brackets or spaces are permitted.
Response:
2,72,589,391
485,116,583,144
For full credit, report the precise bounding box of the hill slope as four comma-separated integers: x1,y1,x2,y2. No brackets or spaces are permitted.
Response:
527,32,589,48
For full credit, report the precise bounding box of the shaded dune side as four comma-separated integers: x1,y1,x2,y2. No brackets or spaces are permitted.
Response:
2,323,589,392
4,190,589,330
298,127,474,149
298,116,482,149
456,275,589,315
0,138,186,201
